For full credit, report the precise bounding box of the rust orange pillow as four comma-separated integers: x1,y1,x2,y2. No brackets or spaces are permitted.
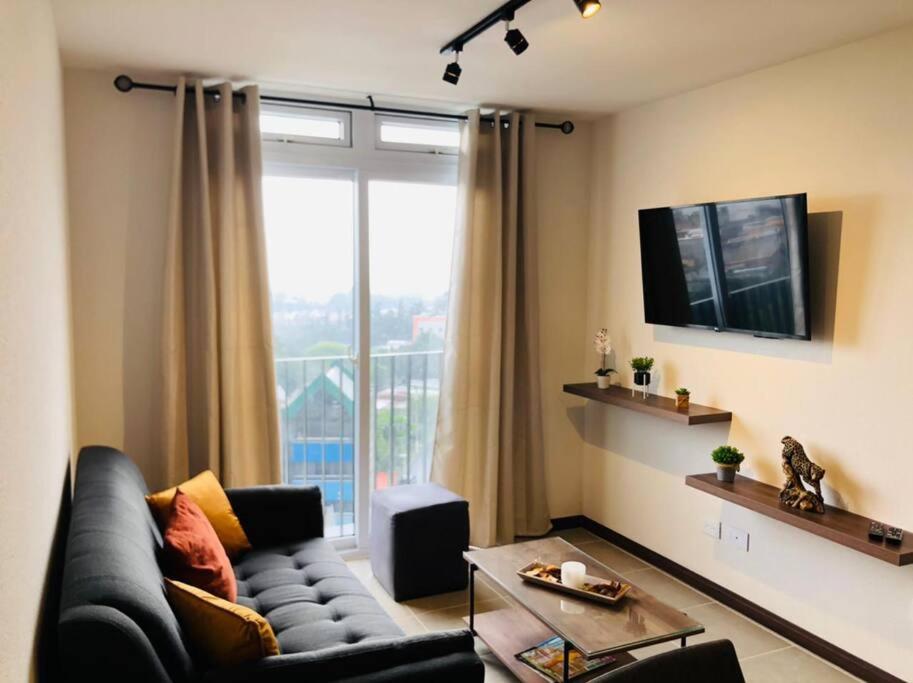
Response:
165,579,279,668
146,470,251,557
163,490,237,602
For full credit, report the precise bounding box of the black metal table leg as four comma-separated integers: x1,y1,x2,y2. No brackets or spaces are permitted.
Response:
468,563,478,634
563,639,571,682
681,636,687,648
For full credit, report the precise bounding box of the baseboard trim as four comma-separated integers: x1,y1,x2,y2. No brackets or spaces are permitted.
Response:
550,515,902,683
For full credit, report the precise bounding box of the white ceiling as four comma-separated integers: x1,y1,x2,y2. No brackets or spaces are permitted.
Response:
52,0,913,117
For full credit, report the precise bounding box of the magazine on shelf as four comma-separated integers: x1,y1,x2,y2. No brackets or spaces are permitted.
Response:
516,636,616,682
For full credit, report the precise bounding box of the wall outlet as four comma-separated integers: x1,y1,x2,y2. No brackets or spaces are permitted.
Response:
703,520,721,539
722,524,750,551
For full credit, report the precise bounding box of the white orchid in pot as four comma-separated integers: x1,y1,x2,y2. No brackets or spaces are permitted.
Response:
593,329,614,389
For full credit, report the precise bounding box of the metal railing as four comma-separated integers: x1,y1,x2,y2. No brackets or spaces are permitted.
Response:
275,350,443,538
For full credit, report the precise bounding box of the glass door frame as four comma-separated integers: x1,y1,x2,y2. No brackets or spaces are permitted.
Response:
263,109,458,551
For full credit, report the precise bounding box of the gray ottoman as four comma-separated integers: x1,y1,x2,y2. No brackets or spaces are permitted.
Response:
370,483,470,602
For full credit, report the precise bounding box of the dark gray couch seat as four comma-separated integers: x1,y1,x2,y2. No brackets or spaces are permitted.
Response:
234,540,403,653
58,446,483,683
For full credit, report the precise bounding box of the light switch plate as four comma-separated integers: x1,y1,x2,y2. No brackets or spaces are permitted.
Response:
722,524,749,551
703,519,721,539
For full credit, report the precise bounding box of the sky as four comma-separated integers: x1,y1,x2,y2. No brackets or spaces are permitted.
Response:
262,176,456,302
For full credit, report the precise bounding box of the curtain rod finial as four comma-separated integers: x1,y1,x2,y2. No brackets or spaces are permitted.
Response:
560,120,574,135
113,74,134,92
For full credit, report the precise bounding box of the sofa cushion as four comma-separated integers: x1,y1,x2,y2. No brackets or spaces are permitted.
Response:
147,469,252,557
164,490,238,601
234,538,403,655
166,579,280,667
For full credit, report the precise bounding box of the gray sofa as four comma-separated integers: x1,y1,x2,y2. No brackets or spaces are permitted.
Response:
58,446,483,682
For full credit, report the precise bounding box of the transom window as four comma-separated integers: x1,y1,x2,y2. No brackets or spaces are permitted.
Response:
375,115,460,154
260,104,351,147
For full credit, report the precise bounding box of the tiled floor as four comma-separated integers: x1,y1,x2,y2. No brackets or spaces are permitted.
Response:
346,527,858,682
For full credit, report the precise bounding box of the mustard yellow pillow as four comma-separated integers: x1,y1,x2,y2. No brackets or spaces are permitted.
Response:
146,470,251,557
165,579,280,667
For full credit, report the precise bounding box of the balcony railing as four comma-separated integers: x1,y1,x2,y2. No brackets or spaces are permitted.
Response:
275,350,443,538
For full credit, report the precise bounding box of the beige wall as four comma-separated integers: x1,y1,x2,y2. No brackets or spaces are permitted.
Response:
64,68,174,490
0,0,74,680
536,122,591,518
581,25,913,679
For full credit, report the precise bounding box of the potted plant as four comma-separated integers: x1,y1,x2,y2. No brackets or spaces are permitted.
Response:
593,329,614,389
711,445,745,483
674,387,690,410
629,357,654,387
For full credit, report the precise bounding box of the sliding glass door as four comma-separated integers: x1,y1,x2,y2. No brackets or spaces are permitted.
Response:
368,180,456,491
263,171,357,539
261,107,458,548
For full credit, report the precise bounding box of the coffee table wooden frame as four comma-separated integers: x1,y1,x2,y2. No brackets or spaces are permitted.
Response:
464,538,705,682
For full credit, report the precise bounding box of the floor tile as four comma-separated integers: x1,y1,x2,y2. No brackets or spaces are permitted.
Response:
630,638,681,660
412,597,507,632
347,535,859,683
402,573,503,612
392,613,428,635
478,648,518,682
683,603,788,659
576,540,648,573
547,527,599,545
624,568,711,609
741,646,859,682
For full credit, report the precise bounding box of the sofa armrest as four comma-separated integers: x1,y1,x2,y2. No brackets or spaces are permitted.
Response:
225,485,324,547
59,604,176,683
203,630,483,683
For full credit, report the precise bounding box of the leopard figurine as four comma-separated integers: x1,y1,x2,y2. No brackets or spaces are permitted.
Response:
779,436,826,514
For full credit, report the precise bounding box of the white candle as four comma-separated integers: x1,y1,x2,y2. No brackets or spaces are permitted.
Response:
561,561,586,589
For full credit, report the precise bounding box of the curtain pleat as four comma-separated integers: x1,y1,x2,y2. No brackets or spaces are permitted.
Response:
432,110,551,547
162,78,281,488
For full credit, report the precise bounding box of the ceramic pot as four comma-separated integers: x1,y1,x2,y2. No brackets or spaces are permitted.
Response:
633,371,651,386
596,375,611,389
716,464,738,483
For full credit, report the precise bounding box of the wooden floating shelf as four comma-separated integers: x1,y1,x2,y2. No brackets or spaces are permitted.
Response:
686,473,913,566
563,383,732,426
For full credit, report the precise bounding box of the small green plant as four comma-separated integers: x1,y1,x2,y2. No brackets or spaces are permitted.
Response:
675,387,690,396
629,357,655,373
711,445,745,466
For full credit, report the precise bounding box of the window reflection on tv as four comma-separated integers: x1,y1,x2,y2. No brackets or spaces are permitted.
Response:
639,194,810,340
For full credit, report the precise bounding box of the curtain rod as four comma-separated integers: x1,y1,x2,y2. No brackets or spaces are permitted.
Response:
112,75,575,135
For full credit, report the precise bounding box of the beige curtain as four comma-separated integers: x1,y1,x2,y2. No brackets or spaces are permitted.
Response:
161,78,280,488
431,110,551,547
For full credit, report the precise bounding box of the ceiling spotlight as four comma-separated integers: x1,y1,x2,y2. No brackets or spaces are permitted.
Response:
503,15,529,55
443,50,462,85
572,0,602,18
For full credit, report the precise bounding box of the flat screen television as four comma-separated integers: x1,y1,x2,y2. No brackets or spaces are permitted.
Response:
639,193,810,340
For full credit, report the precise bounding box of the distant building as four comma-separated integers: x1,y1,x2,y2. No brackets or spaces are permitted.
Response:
412,315,446,341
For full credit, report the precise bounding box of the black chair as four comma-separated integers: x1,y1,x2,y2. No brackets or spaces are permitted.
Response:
593,640,745,682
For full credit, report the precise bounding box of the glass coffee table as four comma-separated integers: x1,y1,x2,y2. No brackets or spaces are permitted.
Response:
464,537,705,682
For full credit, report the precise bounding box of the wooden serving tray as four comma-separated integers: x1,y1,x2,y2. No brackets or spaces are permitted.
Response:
517,561,632,606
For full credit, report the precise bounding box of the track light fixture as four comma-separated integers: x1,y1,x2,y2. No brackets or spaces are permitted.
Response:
503,11,529,55
443,49,462,85
439,0,602,86
504,26,529,55
572,0,602,18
